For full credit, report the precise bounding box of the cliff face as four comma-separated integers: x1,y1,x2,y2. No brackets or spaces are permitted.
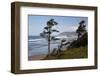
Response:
68,32,88,48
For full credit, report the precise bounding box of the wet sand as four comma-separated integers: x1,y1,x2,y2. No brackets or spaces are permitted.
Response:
28,54,46,60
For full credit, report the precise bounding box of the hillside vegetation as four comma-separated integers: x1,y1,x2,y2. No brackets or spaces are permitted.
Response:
44,32,88,60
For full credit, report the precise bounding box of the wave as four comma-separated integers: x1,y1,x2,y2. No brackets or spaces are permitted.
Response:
28,38,46,42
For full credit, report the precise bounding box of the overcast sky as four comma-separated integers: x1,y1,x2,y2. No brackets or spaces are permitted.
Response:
28,15,88,36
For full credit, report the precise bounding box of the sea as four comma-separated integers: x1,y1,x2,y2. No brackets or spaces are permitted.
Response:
28,33,77,56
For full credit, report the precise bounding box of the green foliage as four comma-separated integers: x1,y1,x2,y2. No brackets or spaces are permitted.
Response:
52,29,59,32
47,19,58,27
40,19,59,39
76,20,87,38
76,20,86,32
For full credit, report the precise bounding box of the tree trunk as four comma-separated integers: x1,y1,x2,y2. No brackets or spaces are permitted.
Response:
48,28,51,57
48,39,50,57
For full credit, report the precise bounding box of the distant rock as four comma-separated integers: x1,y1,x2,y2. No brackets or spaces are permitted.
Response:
58,32,77,37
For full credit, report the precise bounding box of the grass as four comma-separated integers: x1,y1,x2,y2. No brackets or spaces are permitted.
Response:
43,46,88,60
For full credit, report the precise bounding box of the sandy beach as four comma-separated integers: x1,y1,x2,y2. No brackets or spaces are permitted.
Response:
28,54,47,60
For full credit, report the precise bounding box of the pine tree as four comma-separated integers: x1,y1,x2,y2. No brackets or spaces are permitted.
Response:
40,19,59,57
76,20,86,38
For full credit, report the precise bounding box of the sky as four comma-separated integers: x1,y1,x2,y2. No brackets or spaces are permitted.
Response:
28,15,88,36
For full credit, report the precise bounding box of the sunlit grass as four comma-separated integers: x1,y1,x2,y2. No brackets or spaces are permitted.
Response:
59,46,88,59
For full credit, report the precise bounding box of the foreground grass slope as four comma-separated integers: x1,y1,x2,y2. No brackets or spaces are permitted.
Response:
58,46,87,59
44,46,88,60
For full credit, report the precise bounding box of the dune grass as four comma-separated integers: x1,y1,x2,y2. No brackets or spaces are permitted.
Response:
43,46,88,60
